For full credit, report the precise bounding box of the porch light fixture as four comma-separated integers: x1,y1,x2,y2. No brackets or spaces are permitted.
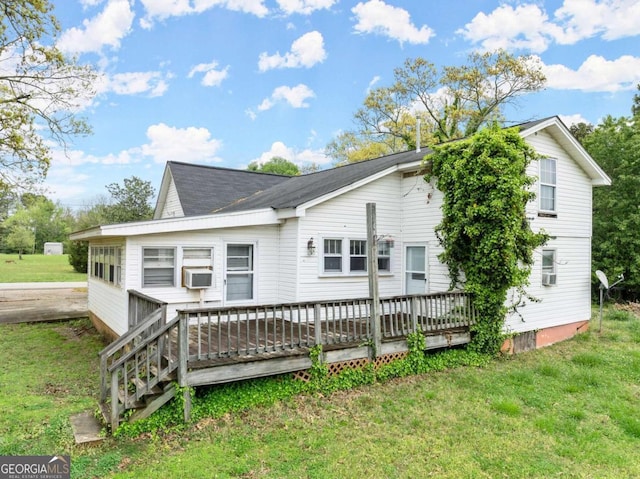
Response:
307,238,316,255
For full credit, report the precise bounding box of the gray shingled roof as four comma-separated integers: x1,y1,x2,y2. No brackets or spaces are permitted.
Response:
216,148,430,213
170,117,556,217
168,161,291,216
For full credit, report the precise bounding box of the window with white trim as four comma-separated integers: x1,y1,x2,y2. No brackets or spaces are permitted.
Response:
323,239,343,273
143,247,176,287
350,240,367,272
540,158,557,212
322,238,393,275
378,240,392,272
90,246,122,286
541,249,557,286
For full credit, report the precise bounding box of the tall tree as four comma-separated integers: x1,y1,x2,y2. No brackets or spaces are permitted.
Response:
569,122,594,145
584,115,640,299
247,157,301,176
326,50,545,164
0,0,95,192
104,176,155,223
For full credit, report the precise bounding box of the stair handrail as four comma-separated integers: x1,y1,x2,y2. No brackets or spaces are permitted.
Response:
107,314,180,374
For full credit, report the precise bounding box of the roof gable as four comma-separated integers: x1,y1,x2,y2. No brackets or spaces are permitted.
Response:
155,161,291,217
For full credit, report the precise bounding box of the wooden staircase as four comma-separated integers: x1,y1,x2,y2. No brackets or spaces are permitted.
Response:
98,305,182,432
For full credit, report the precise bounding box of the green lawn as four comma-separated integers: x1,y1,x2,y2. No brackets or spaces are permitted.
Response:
0,253,87,282
1,312,639,478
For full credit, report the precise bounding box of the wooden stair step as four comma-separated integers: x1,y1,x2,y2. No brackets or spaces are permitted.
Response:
130,376,162,395
118,388,145,408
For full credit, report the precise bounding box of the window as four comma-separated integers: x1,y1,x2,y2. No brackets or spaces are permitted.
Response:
378,240,391,272
322,238,393,275
183,247,212,260
90,246,122,286
542,249,557,286
540,158,557,212
226,244,254,301
323,239,343,273
143,248,175,287
350,240,367,272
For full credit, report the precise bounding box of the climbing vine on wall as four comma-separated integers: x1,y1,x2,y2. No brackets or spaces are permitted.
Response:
426,124,548,354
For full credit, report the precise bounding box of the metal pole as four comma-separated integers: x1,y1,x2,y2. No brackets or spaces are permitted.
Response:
598,286,604,333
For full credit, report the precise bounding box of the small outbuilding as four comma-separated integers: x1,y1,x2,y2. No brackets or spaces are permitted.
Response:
44,242,64,255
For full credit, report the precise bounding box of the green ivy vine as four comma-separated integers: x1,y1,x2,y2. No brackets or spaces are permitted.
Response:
426,124,548,354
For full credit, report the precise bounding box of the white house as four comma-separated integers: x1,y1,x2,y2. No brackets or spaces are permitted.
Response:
71,117,610,349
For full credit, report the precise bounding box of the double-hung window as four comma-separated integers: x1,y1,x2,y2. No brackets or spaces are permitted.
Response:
377,240,391,272
540,158,557,213
143,247,175,287
323,238,392,274
349,240,367,272
323,239,343,273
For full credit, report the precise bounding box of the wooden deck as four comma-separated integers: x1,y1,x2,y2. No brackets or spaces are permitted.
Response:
99,291,476,431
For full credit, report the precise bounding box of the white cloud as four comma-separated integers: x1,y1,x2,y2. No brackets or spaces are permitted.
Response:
188,61,230,86
542,54,640,92
366,75,381,93
140,0,268,28
258,31,327,71
351,0,434,45
101,71,171,97
57,0,135,54
141,123,223,163
559,114,590,127
257,84,315,111
252,141,331,167
458,0,640,53
276,0,337,15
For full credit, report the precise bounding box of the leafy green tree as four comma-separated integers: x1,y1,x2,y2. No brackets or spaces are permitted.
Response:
632,83,640,118
247,157,300,176
104,176,155,223
584,115,640,299
0,0,95,193
326,50,545,164
426,125,547,353
6,224,34,259
569,122,594,145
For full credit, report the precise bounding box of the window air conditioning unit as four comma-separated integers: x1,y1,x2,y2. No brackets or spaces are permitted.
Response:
184,268,213,289
542,273,557,286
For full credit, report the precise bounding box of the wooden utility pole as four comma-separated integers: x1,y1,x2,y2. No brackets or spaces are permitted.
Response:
367,203,381,357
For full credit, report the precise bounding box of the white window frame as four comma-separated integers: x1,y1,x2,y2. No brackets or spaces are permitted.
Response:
377,240,392,273
90,245,122,287
349,239,367,273
539,158,557,213
142,247,176,288
321,237,393,276
541,249,557,286
322,238,343,273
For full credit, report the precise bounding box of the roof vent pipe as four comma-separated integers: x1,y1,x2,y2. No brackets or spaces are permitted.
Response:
416,118,421,153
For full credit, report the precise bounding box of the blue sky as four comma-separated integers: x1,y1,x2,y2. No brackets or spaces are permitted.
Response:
47,0,640,209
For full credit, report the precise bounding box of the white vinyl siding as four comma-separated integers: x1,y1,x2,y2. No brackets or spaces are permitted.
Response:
159,176,185,219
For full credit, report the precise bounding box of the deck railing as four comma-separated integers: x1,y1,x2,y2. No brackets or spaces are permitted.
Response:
128,289,168,330
178,291,474,361
101,290,475,430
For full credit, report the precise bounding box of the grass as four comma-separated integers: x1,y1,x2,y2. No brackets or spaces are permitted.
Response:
0,253,86,282
1,313,639,478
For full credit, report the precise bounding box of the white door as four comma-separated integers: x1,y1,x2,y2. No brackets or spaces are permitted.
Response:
225,244,254,303
405,245,427,294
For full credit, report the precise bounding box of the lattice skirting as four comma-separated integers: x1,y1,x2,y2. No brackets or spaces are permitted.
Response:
292,351,409,382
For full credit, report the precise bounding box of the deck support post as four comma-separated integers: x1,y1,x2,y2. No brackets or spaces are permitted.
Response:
314,304,322,346
110,370,119,432
367,203,381,358
410,296,419,333
177,314,190,420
